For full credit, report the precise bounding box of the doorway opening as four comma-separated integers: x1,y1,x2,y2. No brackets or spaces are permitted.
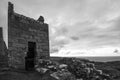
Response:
25,42,36,70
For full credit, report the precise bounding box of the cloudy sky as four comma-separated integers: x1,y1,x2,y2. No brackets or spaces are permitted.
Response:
0,0,120,57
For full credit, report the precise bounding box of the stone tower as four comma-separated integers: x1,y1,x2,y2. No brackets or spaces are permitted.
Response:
8,2,49,69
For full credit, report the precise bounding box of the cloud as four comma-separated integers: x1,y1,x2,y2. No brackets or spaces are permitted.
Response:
1,0,120,56
0,0,8,46
50,47,59,54
70,36,79,41
114,49,119,53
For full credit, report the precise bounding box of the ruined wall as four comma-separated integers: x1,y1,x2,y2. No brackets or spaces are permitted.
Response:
0,27,8,68
0,27,4,55
8,2,49,68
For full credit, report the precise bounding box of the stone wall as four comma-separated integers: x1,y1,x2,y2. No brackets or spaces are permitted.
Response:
0,27,4,55
0,27,8,68
8,2,49,69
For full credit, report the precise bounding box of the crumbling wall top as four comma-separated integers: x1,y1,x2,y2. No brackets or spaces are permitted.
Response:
8,2,14,15
8,2,48,26
37,16,44,24
13,12,48,27
0,27,3,39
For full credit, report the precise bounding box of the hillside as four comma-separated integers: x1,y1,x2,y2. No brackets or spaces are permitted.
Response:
51,57,120,80
0,57,120,80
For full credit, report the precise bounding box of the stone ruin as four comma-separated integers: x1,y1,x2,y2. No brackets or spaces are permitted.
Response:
0,2,114,80
7,2,50,69
0,27,8,68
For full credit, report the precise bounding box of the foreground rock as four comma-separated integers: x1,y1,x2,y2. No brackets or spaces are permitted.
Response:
0,58,115,80
50,70,76,80
35,59,113,80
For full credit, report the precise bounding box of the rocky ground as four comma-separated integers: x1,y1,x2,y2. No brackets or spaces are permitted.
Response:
0,68,56,80
0,57,120,80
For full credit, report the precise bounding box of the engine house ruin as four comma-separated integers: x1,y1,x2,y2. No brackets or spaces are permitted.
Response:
8,2,50,69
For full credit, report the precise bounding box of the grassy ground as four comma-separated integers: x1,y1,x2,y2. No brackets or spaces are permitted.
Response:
0,68,56,80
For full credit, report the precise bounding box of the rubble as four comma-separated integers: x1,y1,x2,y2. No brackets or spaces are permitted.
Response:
36,67,49,74
35,59,113,80
50,70,76,80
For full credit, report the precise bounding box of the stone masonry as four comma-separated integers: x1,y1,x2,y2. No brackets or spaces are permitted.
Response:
8,2,49,69
0,27,4,56
0,27,8,68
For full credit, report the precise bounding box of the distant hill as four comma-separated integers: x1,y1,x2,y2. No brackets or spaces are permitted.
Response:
50,56,120,62
77,56,120,62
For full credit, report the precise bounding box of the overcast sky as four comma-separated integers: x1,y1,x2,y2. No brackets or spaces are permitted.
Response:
0,0,120,57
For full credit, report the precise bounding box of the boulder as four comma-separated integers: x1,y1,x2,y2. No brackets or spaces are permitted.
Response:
50,70,76,80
